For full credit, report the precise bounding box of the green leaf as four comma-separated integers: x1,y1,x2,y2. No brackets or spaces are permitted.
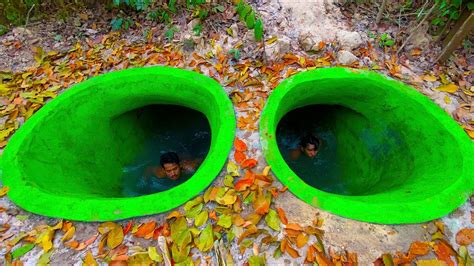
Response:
246,11,256,29
224,175,234,187
239,4,252,22
185,203,203,218
175,228,192,249
165,28,175,40
113,0,121,6
380,33,388,41
111,18,123,31
171,217,188,241
217,214,232,229
236,0,245,15
264,209,281,231
148,247,163,262
213,5,225,13
384,39,395,46
193,23,203,36
273,246,282,258
171,243,191,263
449,10,460,20
169,0,177,13
196,224,214,252
249,255,266,266
38,249,53,264
254,18,263,42
468,2,474,10
12,243,35,259
195,210,208,227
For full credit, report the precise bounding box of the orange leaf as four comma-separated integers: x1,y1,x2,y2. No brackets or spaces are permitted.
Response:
305,245,316,263
234,138,247,152
296,233,309,248
123,221,133,235
209,210,218,221
133,221,156,238
315,251,333,266
279,186,288,192
433,240,456,266
455,228,474,246
286,223,303,231
162,222,170,237
241,159,257,169
234,151,247,164
234,171,255,191
253,191,271,215
276,208,288,225
285,241,300,258
268,187,279,198
407,241,430,258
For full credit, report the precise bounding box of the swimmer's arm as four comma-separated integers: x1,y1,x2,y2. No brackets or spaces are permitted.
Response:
289,149,301,160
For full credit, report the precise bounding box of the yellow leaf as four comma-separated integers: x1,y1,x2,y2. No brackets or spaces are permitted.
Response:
195,210,208,227
436,84,458,93
83,251,98,266
422,75,437,82
444,96,451,104
227,161,240,177
0,186,9,197
262,166,271,176
61,226,75,242
266,36,278,45
166,210,182,220
416,260,447,266
296,233,309,248
107,225,124,249
148,246,163,262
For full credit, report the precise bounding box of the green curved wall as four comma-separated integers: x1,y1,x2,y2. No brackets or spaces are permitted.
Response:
0,66,236,221
260,67,474,224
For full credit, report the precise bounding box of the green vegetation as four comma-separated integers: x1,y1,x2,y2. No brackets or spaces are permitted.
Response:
235,0,264,42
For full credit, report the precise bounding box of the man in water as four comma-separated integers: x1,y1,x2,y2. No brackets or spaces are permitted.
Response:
290,134,321,159
145,151,198,181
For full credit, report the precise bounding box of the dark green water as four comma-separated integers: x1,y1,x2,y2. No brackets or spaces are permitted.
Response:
121,105,211,197
277,105,407,195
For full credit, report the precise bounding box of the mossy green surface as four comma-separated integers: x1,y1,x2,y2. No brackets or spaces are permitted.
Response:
260,67,474,224
0,66,236,221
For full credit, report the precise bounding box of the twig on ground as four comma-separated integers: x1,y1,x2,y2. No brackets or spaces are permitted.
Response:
397,0,437,54
25,4,36,27
375,0,388,25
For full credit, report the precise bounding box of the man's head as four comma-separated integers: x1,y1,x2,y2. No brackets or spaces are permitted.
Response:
160,152,181,180
299,134,320,158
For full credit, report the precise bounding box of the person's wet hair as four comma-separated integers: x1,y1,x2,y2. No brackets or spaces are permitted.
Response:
160,152,180,167
299,134,320,149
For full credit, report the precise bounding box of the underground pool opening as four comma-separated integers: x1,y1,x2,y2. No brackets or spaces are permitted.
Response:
276,104,411,196
118,104,211,197
0,66,236,221
260,67,473,224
